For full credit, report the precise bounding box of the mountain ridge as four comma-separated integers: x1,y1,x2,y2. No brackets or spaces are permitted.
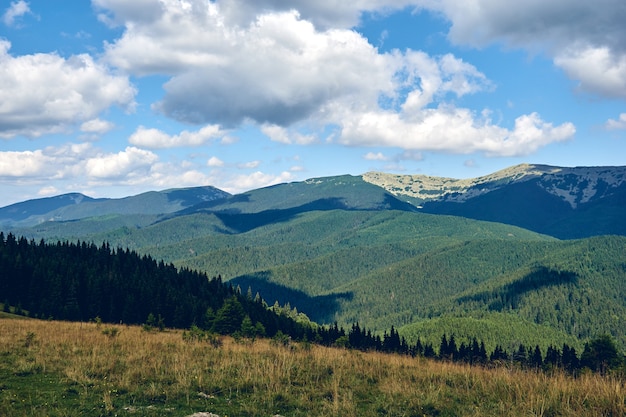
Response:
364,163,626,239
363,163,626,207
0,185,230,227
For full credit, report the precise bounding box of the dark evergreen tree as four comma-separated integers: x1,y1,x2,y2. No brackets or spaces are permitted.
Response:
561,344,579,373
581,335,622,374
530,345,543,369
544,345,561,370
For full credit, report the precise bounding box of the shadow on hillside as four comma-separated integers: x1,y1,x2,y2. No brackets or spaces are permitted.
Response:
214,198,350,233
230,271,353,324
456,266,578,311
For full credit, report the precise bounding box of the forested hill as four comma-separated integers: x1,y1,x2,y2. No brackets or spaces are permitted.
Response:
0,232,306,339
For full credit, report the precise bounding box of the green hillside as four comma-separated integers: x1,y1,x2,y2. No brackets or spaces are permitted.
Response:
398,313,582,353
4,174,625,353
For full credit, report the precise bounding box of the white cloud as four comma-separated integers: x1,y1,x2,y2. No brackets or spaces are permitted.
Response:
0,150,49,177
2,0,31,26
224,170,295,193
0,143,92,178
220,135,239,145
128,124,223,149
606,113,626,130
80,118,115,134
0,40,136,138
99,3,392,126
238,161,261,169
261,124,291,144
0,142,236,199
207,156,224,167
37,185,59,197
85,147,158,179
336,108,575,157
95,0,574,157
261,124,317,145
415,0,626,99
364,152,388,161
554,45,626,98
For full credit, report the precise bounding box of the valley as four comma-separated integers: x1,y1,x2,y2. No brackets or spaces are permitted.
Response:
1,164,625,353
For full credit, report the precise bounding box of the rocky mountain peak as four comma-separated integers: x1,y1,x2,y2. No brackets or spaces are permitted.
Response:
362,164,626,208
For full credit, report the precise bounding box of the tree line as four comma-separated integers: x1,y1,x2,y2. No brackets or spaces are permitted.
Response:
1,232,623,376
311,323,624,376
0,232,308,339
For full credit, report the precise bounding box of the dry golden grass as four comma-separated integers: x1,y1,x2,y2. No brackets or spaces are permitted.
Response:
0,318,624,416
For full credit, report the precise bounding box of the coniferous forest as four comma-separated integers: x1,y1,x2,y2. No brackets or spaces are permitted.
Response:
0,232,307,339
1,232,623,376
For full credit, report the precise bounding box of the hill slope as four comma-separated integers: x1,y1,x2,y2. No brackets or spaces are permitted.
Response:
2,166,625,352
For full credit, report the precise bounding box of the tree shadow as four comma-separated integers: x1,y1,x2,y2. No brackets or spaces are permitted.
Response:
230,271,353,324
213,198,350,233
456,266,578,311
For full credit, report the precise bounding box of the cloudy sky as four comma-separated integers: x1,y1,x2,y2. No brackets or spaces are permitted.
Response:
1,0,625,205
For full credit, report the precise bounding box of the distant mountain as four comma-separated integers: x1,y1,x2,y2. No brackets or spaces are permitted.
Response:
0,186,230,227
0,193,101,225
363,164,626,239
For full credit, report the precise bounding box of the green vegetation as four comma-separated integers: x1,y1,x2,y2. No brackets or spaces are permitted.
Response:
3,174,625,356
2,232,624,376
0,232,312,340
4,208,626,352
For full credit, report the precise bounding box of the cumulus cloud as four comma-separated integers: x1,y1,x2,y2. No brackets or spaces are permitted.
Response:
415,0,626,99
261,124,317,145
37,185,59,197
0,40,135,138
0,143,90,178
223,170,295,193
0,142,235,202
207,156,224,167
606,113,626,130
364,152,388,161
554,45,626,98
85,147,158,179
337,108,574,157
80,118,115,134
94,0,574,157
128,125,223,149
2,0,32,26
152,11,390,127
0,149,51,177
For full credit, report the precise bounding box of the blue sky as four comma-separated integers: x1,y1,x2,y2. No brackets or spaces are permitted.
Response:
1,0,625,206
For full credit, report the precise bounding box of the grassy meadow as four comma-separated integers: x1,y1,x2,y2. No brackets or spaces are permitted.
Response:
0,318,624,416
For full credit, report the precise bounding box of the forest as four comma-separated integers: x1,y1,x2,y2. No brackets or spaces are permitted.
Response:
1,232,623,376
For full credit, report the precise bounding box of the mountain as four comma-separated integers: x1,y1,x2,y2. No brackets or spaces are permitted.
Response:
0,185,230,228
363,164,626,239
1,164,625,352
0,193,101,224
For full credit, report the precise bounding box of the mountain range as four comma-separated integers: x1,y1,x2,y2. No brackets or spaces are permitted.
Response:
1,163,625,351
0,185,229,228
3,163,625,239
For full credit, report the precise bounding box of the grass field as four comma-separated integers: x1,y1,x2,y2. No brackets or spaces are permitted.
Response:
0,318,624,416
